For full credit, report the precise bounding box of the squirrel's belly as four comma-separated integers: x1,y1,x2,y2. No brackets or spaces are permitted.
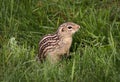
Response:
46,42,71,56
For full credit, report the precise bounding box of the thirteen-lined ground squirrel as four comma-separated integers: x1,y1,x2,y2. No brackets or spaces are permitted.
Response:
37,22,80,63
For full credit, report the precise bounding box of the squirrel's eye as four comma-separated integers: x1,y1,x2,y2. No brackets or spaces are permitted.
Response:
68,26,72,29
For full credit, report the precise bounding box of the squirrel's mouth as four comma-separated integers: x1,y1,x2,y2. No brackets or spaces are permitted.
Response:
76,26,80,32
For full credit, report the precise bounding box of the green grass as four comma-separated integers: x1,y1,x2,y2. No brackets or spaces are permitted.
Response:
0,0,120,82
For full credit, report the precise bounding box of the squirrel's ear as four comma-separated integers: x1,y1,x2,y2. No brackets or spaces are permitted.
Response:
58,26,65,33
61,27,65,32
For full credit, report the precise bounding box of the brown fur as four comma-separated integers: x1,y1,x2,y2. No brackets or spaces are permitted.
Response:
38,22,80,63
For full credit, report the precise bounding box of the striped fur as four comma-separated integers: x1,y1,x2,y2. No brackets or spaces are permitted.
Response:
38,22,80,62
38,33,60,61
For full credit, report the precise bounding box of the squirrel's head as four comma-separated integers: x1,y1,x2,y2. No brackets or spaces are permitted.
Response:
57,22,80,37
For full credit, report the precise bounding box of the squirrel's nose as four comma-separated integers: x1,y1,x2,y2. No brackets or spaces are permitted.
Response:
77,25,80,29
